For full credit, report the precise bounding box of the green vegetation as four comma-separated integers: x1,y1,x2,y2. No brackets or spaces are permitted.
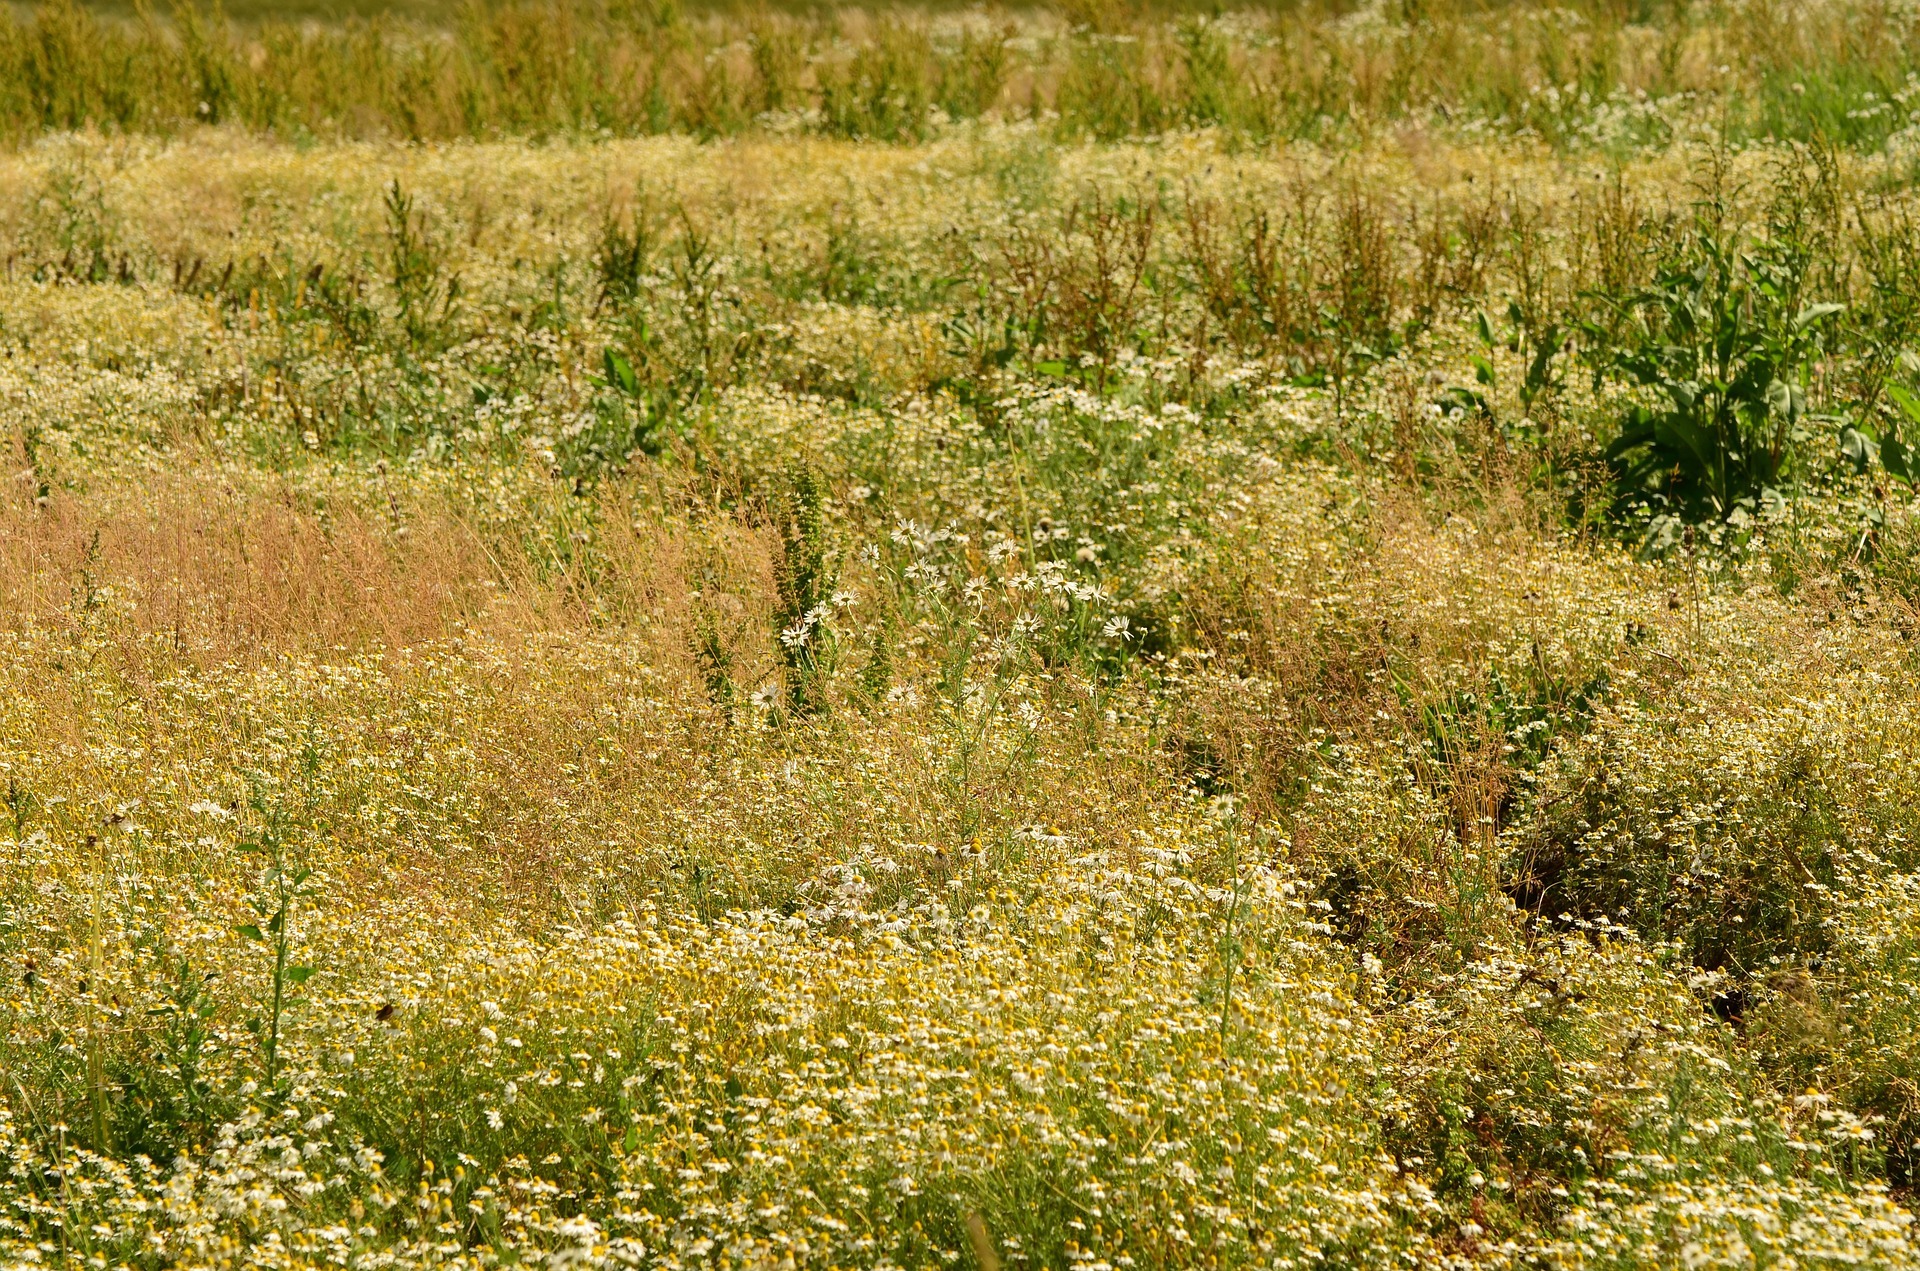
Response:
5,0,1920,150
11,2,1920,1266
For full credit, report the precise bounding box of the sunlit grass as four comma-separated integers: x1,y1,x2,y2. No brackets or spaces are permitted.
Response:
7,56,1920,1268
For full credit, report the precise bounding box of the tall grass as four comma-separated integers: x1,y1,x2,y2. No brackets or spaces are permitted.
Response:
5,0,1920,147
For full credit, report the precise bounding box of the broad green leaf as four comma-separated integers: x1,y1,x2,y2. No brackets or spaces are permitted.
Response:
603,347,638,395
1526,332,1559,392
1841,425,1878,473
1655,410,1716,473
1793,302,1845,331
1885,430,1915,484
1766,377,1796,421
1888,383,1920,426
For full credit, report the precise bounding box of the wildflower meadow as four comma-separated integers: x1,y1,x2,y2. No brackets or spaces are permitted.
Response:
9,0,1920,1265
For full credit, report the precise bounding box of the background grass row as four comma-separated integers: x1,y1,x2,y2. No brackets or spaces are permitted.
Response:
7,0,1920,151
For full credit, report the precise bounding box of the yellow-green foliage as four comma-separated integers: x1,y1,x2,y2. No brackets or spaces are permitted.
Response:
7,0,1920,150
9,84,1920,1270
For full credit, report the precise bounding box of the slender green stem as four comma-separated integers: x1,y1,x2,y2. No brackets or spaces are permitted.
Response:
268,892,288,1090
1219,815,1242,1047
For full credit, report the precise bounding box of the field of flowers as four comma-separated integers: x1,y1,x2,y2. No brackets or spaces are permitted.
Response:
11,2,1920,1265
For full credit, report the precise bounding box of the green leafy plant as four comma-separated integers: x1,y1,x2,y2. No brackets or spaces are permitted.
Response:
1850,352,1920,490
593,192,657,312
3,777,32,848
115,956,220,1160
694,608,735,714
234,781,319,1095
773,465,836,715
859,621,892,705
1216,807,1244,1045
1587,201,1842,541
156,958,218,1126
384,181,460,348
1442,305,1569,434
1882,383,1920,487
